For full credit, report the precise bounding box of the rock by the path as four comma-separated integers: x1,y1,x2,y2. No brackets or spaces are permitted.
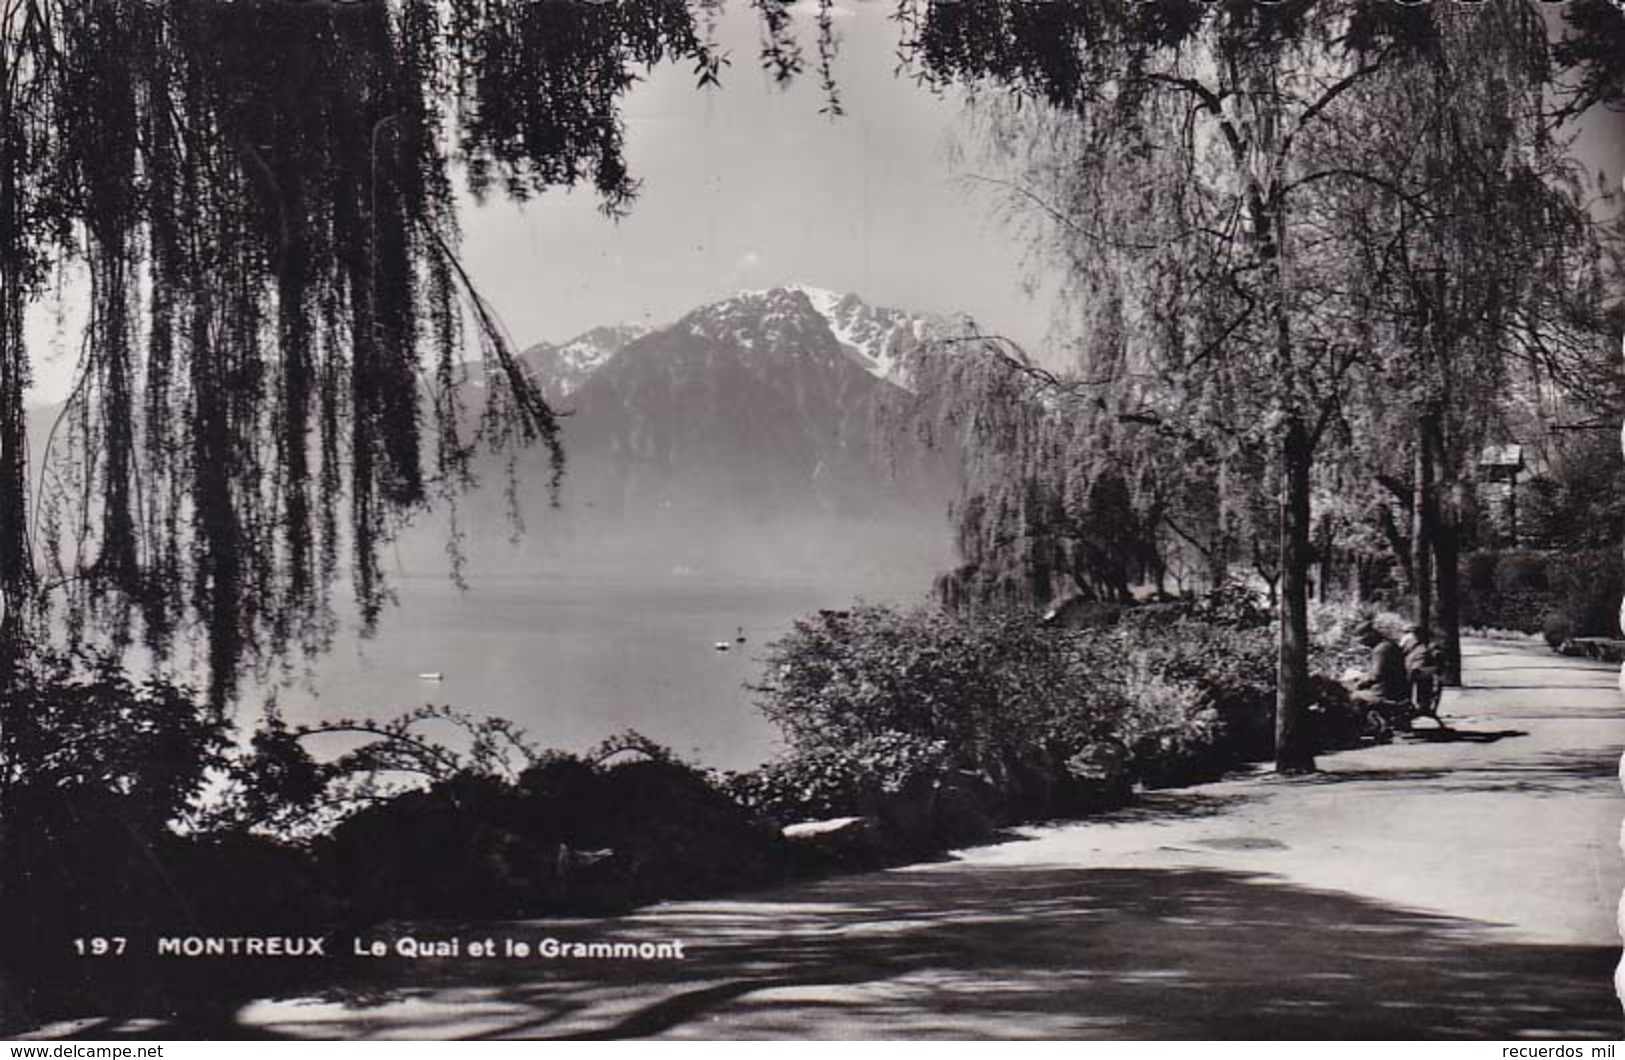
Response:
781,815,878,869
781,816,869,841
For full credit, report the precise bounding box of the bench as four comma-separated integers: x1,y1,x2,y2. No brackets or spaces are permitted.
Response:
1564,637,1625,662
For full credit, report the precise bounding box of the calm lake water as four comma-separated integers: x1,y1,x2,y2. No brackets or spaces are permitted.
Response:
251,573,919,771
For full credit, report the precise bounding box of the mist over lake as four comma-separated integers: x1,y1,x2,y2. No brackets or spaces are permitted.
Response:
251,571,928,772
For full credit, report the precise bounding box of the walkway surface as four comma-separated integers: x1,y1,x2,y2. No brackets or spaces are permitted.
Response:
26,637,1625,1039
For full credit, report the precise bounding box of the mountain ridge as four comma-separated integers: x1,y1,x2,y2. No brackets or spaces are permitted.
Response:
519,285,976,400
444,285,967,580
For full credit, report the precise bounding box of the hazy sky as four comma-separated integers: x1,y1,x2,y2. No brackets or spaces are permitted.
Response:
456,1,1052,350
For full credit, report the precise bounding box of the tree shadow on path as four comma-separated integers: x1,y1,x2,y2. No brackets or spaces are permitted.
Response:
191,865,1624,1041
1405,727,1528,744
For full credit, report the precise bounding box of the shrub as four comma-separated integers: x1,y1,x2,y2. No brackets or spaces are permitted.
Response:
1306,601,1408,677
723,731,996,854
1306,674,1369,750
754,604,1117,777
1548,549,1623,639
754,596,1287,832
1123,619,1276,764
724,731,954,825
1116,583,1271,633
3,653,229,833
1461,549,1623,639
585,757,786,900
322,773,538,922
1114,657,1221,788
517,752,605,844
1115,601,1192,630
1496,553,1550,593
1044,598,1123,629
321,737,787,921
745,583,1434,856
0,656,235,1021
1464,550,1499,596
752,605,1152,840
1543,613,1573,650
1187,581,1273,630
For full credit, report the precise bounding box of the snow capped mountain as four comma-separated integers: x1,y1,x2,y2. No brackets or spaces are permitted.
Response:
539,284,964,532
425,286,966,578
783,284,976,390
554,323,651,378
500,286,975,404
518,322,650,401
682,285,976,390
680,287,850,370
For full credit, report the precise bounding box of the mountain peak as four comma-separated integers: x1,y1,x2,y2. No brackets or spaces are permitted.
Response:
680,287,846,363
555,322,651,370
519,322,651,400
722,284,975,389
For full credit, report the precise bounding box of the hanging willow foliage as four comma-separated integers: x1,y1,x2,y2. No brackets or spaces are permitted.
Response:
0,0,844,707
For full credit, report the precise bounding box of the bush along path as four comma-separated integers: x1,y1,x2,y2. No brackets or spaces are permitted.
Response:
20,636,1622,1040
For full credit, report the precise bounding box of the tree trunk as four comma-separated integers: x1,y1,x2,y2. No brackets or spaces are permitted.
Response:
1208,501,1231,591
1250,119,1312,773
0,69,26,1000
0,79,28,623
1412,414,1437,634
1377,503,1414,594
1255,543,1280,608
1275,417,1316,774
1435,497,1463,686
1433,474,1464,688
1316,517,1334,603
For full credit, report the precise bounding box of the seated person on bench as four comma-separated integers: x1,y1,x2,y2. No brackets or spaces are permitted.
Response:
1350,622,1410,708
1401,625,1443,718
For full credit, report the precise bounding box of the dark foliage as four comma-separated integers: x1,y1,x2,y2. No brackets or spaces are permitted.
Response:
322,750,785,923
0,662,793,1027
1,652,228,832
0,652,256,1020
935,468,1163,614
1461,549,1623,639
720,744,881,829
754,604,1120,776
1544,613,1573,651
1517,432,1625,555
580,757,787,898
1552,0,1625,120
323,773,535,922
749,592,1311,832
898,0,1447,111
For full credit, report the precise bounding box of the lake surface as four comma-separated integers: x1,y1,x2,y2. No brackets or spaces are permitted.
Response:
252,573,921,771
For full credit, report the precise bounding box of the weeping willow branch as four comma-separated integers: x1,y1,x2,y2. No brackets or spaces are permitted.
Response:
1,0,802,709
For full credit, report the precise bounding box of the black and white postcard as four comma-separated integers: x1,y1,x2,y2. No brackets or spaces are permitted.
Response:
1,0,1623,1041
